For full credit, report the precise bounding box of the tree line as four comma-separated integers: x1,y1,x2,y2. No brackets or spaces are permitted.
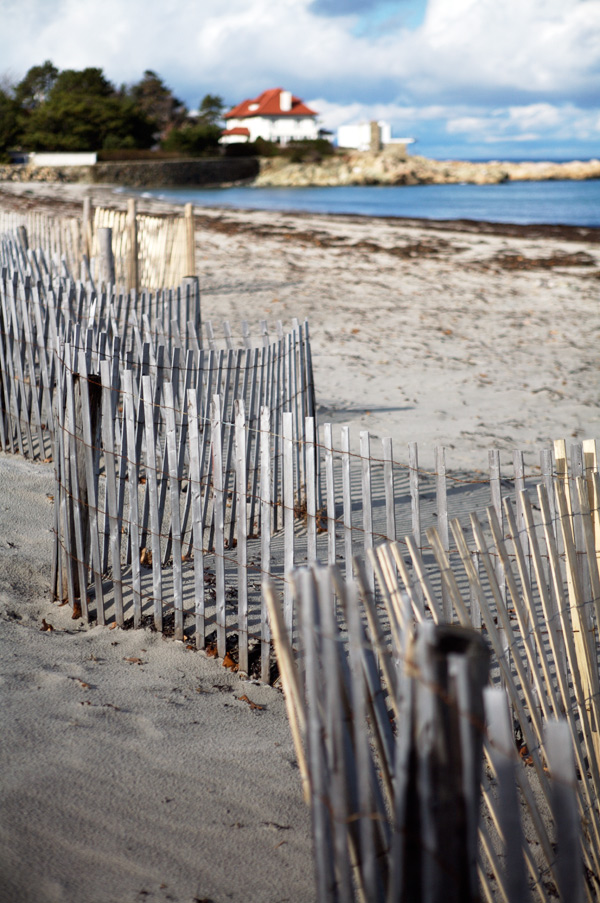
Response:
0,62,225,161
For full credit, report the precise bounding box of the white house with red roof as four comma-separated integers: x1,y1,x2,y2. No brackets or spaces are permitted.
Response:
221,88,319,145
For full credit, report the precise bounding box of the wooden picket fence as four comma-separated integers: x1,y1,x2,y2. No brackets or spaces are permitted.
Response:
91,201,195,290
51,323,316,680
2,209,600,900
265,445,600,901
0,198,196,290
0,259,311,465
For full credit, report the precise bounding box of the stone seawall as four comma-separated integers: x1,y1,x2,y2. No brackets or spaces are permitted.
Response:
0,157,259,188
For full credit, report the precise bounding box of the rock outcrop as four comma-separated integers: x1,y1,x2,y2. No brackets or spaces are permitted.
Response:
254,151,600,188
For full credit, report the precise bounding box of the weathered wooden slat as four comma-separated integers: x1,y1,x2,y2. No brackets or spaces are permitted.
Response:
20,278,45,457
341,426,353,584
435,445,450,622
199,350,215,541
554,477,600,762
271,339,282,532
173,348,196,551
54,351,74,604
234,399,248,674
64,343,88,619
344,578,386,903
260,405,272,683
100,359,124,626
484,688,529,903
164,380,184,641
245,347,259,535
0,268,17,451
5,273,29,455
408,441,424,610
323,423,336,569
211,394,226,658
123,369,142,627
249,346,266,536
76,348,104,620
297,568,337,903
545,719,584,903
283,411,294,637
360,430,374,598
142,374,163,631
382,436,395,542
306,417,317,565
223,348,242,551
187,388,205,649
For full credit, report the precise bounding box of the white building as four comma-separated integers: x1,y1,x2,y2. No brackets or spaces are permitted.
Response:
337,120,415,153
221,88,319,145
26,152,98,166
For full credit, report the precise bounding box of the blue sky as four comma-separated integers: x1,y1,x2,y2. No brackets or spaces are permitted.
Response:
1,0,599,159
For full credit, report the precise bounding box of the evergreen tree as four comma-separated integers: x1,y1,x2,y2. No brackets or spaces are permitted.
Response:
15,61,58,111
0,89,21,160
128,70,187,141
20,66,155,151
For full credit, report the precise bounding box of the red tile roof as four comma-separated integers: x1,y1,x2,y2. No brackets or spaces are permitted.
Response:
225,88,317,120
222,127,250,136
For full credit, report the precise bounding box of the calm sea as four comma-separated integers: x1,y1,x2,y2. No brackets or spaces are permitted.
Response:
129,178,600,228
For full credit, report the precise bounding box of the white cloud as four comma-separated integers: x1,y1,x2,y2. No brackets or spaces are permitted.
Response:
1,0,599,153
415,0,600,102
446,102,600,145
3,0,599,102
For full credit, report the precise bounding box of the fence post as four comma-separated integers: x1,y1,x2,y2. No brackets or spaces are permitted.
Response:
82,196,93,262
97,227,115,287
127,198,138,294
402,623,490,903
184,203,195,277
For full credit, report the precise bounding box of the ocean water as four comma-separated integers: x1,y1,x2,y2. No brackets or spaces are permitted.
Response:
129,178,600,228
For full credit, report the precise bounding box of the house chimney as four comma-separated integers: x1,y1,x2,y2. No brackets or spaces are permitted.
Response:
369,120,381,153
280,90,292,112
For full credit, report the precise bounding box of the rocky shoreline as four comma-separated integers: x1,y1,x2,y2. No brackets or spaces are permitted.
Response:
254,150,600,187
0,151,599,189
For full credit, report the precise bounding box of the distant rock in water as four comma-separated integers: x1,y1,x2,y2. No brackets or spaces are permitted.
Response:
254,151,600,188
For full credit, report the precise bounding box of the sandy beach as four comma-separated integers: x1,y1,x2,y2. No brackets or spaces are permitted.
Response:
1,180,599,902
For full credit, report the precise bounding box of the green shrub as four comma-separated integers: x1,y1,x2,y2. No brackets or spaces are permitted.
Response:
161,123,221,156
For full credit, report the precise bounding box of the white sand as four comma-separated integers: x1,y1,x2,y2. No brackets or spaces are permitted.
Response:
1,181,599,902
0,452,314,903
